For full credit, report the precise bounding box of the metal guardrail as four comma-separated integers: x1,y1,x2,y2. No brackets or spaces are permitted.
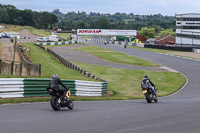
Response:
0,78,108,98
36,41,77,46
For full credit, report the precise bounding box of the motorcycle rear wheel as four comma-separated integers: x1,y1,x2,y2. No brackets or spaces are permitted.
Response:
154,95,158,103
50,96,61,111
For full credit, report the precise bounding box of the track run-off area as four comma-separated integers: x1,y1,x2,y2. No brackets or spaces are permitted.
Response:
1,38,200,133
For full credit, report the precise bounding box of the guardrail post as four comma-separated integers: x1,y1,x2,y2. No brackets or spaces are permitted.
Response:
39,64,41,76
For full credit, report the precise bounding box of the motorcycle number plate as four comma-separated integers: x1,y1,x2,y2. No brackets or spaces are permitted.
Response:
143,90,147,93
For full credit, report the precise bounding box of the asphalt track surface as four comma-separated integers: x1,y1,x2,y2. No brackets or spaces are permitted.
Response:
1,39,200,133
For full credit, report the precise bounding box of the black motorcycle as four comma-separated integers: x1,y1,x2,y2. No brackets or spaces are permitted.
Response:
142,85,158,103
47,88,74,111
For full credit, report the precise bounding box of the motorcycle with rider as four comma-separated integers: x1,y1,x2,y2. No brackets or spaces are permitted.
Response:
141,75,158,103
47,74,74,111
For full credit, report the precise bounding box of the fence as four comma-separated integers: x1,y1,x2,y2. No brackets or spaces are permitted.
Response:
144,44,194,52
0,78,108,98
16,44,41,76
35,44,106,82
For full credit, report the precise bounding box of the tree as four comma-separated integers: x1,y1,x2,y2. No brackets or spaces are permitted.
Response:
138,27,155,38
95,17,110,29
159,29,176,37
76,21,87,29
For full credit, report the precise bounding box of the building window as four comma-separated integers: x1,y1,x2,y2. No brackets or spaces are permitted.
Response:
182,26,200,29
182,18,200,21
177,33,200,39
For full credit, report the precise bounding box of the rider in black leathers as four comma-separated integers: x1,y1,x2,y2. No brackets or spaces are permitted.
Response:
141,75,156,94
49,74,69,99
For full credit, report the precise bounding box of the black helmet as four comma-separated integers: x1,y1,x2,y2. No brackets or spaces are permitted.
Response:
52,74,59,79
144,75,148,78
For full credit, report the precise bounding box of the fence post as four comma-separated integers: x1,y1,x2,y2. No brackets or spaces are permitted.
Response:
0,59,1,74
20,63,22,76
11,61,14,75
39,64,41,76
27,64,31,76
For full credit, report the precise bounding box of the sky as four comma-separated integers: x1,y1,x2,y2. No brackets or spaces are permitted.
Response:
1,0,200,16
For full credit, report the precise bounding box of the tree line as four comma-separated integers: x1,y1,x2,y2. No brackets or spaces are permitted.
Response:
52,9,176,38
0,4,58,29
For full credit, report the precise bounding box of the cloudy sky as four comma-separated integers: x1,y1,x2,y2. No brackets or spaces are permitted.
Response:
1,0,200,16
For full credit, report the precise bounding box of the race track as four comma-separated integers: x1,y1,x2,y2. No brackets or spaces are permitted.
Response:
0,39,200,133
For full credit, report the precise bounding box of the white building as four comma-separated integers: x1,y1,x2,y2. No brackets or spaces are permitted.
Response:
176,13,200,46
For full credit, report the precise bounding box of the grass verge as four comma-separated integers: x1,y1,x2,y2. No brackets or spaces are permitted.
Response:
69,60,186,98
76,45,160,67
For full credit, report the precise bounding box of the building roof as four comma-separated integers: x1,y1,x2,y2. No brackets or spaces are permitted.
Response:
155,35,175,42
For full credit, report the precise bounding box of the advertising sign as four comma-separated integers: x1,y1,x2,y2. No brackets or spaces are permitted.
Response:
136,43,145,47
77,29,137,36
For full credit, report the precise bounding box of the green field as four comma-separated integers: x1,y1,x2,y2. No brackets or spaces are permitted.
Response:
69,60,185,98
56,33,72,40
76,45,160,67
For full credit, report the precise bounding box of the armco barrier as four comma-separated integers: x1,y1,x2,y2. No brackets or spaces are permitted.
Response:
0,78,108,98
92,37,132,46
36,41,77,46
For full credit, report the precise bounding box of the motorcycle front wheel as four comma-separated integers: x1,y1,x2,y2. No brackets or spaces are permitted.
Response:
50,96,61,111
154,94,158,103
67,100,74,110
